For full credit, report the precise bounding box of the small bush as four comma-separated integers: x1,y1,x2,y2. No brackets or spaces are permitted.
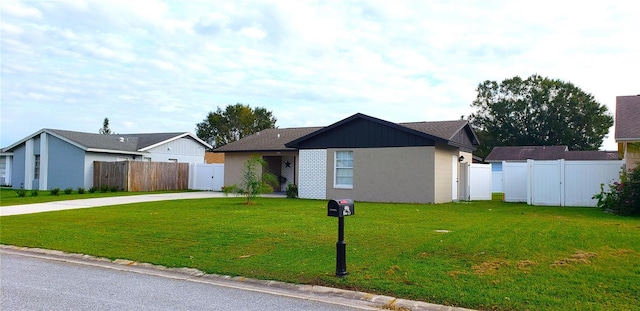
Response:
286,183,298,198
260,182,274,194
77,187,85,194
110,186,119,192
30,190,39,197
594,165,640,216
64,188,73,194
100,186,109,193
15,188,27,197
50,188,61,196
88,186,97,193
222,185,239,196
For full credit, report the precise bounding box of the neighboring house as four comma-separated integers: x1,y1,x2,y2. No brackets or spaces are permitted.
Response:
486,145,619,192
615,95,640,172
2,129,211,190
0,151,12,186
214,113,479,204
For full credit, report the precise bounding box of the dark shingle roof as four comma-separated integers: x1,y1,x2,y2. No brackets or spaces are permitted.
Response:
486,146,569,161
3,129,210,153
563,150,620,160
214,127,323,152
47,129,191,152
400,120,469,141
47,129,140,152
615,95,640,141
216,113,478,152
486,145,619,161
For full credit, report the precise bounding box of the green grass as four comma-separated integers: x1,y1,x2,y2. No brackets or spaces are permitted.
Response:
1,197,639,310
0,188,189,207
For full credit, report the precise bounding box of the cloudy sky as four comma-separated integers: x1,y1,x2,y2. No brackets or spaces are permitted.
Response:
1,0,638,150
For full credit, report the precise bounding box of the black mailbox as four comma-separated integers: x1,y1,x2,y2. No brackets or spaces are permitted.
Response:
327,199,354,217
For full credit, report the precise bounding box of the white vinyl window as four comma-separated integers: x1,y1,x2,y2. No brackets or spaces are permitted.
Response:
34,155,40,179
334,151,353,188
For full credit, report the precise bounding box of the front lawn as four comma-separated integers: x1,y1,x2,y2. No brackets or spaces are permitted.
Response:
1,198,638,310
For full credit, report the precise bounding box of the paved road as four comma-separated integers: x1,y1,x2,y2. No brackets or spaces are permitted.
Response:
0,251,375,311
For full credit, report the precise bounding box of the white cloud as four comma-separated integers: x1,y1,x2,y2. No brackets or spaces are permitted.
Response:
1,1,43,19
2,0,639,151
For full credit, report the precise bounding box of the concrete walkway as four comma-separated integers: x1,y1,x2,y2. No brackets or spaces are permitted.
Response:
0,192,285,216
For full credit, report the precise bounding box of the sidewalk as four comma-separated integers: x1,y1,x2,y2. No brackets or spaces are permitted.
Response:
0,192,285,216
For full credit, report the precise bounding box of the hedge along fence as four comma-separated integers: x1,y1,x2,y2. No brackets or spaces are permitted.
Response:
93,161,189,192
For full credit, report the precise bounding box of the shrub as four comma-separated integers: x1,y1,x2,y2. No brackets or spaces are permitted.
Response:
260,182,274,194
30,190,39,197
100,186,109,193
88,186,97,193
15,188,27,197
222,185,240,196
64,188,73,194
286,183,298,198
594,165,640,216
238,155,278,204
110,186,119,192
50,188,61,196
77,187,85,194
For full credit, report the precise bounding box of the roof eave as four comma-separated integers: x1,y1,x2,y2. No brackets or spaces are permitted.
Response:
214,148,298,153
3,129,89,152
86,148,147,156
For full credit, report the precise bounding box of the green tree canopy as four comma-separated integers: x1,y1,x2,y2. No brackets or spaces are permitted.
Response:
469,74,614,159
196,104,277,148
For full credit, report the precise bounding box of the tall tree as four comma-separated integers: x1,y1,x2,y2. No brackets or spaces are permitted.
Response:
99,117,113,135
196,104,277,148
469,74,613,159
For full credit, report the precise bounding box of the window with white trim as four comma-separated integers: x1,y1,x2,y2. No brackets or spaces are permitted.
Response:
334,151,353,188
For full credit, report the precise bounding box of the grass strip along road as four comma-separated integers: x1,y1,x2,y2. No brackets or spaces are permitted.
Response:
1,196,639,310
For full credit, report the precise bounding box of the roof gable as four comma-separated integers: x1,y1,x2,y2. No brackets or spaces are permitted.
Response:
615,95,640,141
286,113,445,149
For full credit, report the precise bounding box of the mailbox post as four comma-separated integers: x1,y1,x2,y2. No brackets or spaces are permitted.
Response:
327,199,354,277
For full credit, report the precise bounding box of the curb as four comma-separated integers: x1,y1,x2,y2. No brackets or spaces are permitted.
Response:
0,245,474,311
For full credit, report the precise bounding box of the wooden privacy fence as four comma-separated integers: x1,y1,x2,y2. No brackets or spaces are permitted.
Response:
94,161,189,192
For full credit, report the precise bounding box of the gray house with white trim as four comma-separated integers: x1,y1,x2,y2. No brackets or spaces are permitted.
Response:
1,129,211,190
215,113,479,204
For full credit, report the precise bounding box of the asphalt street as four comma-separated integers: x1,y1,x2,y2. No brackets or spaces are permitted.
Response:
0,251,374,311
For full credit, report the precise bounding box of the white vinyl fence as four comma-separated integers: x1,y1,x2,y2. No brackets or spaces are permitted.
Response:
502,160,623,207
503,162,528,203
189,163,224,191
459,163,492,201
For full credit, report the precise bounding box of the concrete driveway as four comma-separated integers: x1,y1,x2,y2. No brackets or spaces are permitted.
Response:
0,192,285,216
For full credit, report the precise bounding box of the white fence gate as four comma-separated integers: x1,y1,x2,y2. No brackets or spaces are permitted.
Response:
189,163,224,191
502,160,622,207
503,162,528,202
459,163,492,201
